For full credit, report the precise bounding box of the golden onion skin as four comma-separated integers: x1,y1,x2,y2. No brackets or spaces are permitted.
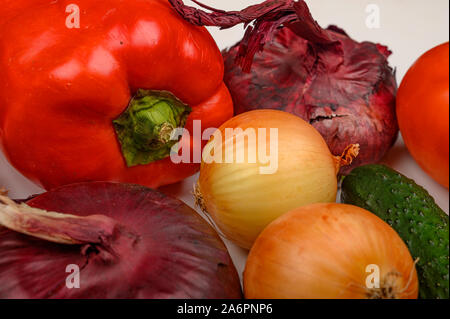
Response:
198,110,338,249
244,203,419,299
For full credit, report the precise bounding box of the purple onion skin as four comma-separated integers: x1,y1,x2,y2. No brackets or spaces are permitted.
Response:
168,0,399,174
224,27,399,174
0,182,242,299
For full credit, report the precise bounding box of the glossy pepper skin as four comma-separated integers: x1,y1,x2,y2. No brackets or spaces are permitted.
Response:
0,0,233,190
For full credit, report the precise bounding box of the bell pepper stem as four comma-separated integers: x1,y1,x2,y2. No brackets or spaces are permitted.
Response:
113,90,191,167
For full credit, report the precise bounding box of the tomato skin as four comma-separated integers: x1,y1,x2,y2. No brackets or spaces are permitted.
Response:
0,0,233,190
397,43,449,188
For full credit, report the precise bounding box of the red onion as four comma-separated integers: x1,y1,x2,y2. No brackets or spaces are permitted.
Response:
0,182,242,299
169,0,399,174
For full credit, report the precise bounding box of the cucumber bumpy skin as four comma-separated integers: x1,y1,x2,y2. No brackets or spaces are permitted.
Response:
341,164,449,299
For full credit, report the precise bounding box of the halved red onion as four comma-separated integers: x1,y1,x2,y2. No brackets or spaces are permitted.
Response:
0,182,242,299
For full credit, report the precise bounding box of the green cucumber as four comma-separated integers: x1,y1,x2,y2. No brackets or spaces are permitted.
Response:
341,164,449,299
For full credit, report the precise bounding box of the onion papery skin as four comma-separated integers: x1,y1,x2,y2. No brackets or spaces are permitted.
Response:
0,182,242,299
198,110,339,250
244,203,419,299
223,26,398,175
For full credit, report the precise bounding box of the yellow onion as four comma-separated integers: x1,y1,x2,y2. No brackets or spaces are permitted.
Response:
244,203,419,299
195,110,359,249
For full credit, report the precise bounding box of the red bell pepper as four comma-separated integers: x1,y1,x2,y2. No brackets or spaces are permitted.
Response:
0,0,233,189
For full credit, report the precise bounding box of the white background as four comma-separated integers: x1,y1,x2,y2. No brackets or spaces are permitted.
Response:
0,0,449,282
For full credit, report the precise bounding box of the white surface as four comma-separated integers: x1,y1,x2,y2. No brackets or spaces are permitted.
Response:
0,0,449,283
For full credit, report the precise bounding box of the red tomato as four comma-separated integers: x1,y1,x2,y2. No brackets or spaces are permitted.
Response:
397,43,449,188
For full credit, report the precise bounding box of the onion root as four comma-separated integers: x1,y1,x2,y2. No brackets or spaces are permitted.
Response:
366,259,420,299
